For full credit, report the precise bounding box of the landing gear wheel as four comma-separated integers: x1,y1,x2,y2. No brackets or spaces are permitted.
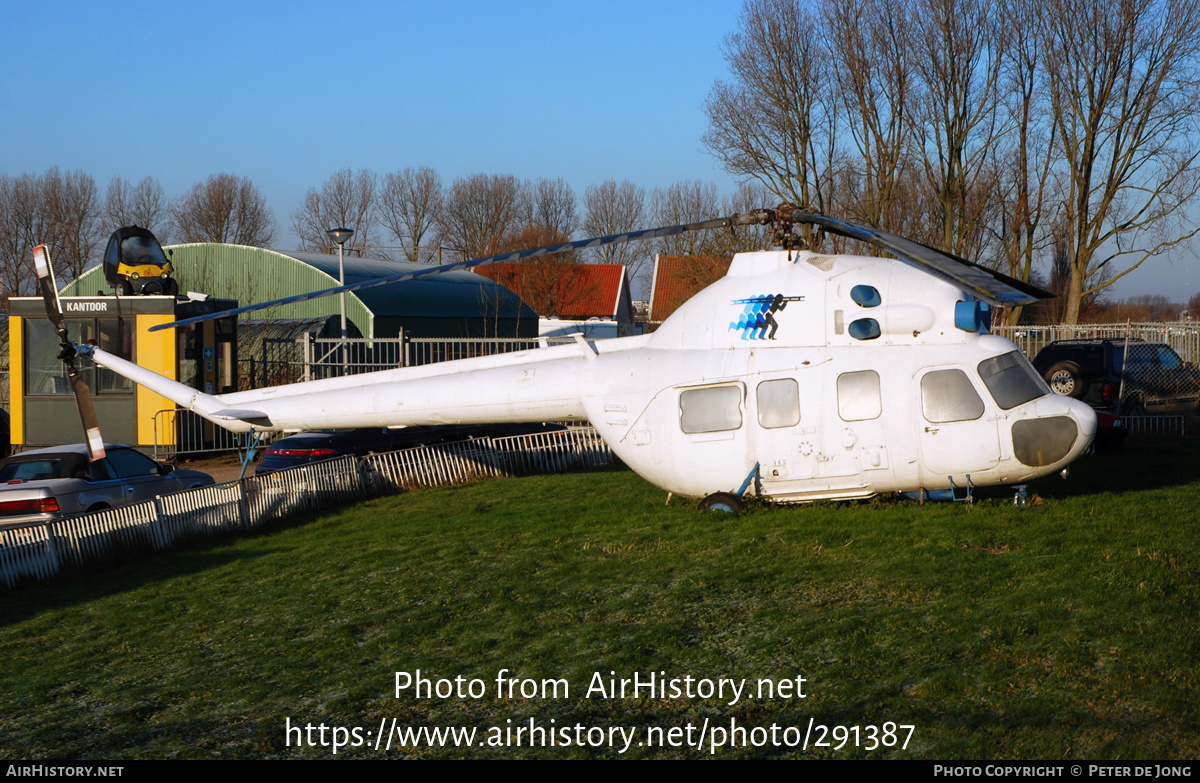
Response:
698,492,744,513
1044,361,1087,399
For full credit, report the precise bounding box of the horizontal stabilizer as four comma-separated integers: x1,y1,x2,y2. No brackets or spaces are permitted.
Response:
210,409,274,426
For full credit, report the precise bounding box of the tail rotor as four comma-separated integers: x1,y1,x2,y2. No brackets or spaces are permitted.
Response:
32,244,106,461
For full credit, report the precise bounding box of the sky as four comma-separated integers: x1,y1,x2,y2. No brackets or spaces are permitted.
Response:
1,0,1195,303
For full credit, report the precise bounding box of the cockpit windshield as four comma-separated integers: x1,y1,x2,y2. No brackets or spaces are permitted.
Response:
978,350,1048,410
120,236,169,267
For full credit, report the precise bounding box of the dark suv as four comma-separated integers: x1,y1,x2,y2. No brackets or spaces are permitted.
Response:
1031,339,1200,415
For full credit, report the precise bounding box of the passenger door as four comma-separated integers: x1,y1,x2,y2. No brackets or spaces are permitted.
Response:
916,367,1000,477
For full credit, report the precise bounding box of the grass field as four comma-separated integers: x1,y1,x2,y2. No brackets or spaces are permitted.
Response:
1,438,1197,759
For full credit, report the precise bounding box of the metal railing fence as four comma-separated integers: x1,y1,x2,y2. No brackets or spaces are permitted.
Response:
404,337,545,367
1122,415,1186,437
231,335,600,393
306,337,406,380
993,322,1200,364
1,427,613,588
152,408,279,460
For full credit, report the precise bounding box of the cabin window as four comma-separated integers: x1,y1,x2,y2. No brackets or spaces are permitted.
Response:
921,370,985,422
850,285,882,307
848,318,881,340
679,386,743,434
978,351,1048,410
837,370,881,421
757,379,800,429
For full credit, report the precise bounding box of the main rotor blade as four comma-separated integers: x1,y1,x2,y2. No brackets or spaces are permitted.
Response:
146,206,1045,332
786,212,1051,306
147,212,771,332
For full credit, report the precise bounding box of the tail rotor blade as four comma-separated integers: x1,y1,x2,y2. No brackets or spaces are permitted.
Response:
33,243,106,461
32,244,65,330
69,371,106,462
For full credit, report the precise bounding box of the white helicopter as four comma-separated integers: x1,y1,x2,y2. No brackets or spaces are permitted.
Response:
35,208,1097,510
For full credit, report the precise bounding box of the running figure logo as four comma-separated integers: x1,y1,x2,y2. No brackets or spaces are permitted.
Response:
730,294,804,340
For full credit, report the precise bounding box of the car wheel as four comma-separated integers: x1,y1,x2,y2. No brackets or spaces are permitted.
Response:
1124,399,1146,418
165,278,179,296
698,492,744,513
1044,361,1088,399
116,279,134,296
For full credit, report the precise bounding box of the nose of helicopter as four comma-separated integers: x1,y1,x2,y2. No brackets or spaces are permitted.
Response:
1011,395,1097,469
1064,396,1098,459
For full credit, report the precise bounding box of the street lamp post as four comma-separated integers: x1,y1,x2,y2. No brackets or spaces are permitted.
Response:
326,228,354,374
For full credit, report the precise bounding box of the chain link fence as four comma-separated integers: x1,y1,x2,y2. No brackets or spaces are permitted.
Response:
992,323,1200,365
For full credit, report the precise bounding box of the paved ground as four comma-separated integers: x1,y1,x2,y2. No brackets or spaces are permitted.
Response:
176,457,251,484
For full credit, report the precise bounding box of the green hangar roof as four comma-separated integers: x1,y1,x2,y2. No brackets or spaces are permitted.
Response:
62,243,537,339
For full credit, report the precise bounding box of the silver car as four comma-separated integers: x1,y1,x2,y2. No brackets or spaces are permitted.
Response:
0,444,214,527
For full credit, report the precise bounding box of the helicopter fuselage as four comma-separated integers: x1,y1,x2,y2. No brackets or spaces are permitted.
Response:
81,248,1096,502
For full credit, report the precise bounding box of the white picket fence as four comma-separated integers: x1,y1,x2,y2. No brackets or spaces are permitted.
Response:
0,427,612,588
364,428,612,493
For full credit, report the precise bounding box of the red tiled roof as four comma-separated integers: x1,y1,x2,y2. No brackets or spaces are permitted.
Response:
649,255,732,321
475,263,626,319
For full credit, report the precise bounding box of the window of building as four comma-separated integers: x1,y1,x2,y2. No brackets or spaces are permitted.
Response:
25,317,134,397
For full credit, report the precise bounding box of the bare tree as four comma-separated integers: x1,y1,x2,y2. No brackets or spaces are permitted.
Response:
170,173,276,246
1187,291,1200,319
439,173,527,260
1042,0,1200,323
703,0,838,215
104,176,169,241
649,181,722,257
42,168,100,281
583,179,650,283
379,167,443,263
0,169,101,294
486,224,591,317
910,0,1005,259
824,0,916,233
292,168,379,256
713,180,775,255
0,173,55,295
523,178,577,238
1031,223,1111,322
986,0,1060,324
